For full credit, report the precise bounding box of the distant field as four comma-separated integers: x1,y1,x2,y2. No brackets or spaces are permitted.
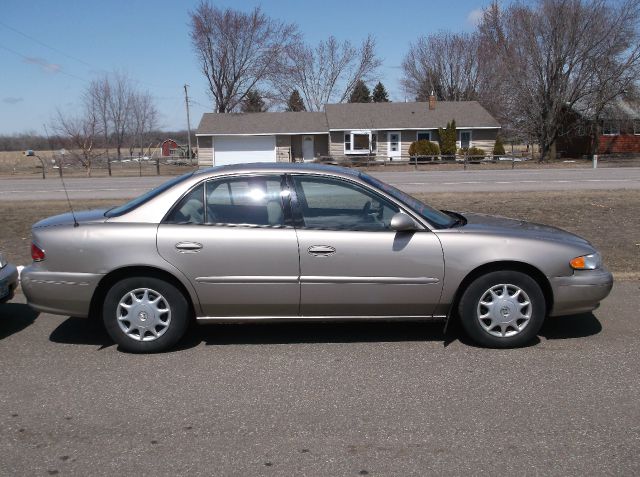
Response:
1,190,638,279
0,150,197,177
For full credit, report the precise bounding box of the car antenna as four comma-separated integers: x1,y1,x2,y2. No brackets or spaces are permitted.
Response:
56,149,79,228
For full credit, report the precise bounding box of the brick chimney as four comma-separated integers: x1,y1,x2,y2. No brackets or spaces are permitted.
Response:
428,91,436,110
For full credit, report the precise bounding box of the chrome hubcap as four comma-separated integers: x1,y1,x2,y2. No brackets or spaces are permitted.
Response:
116,288,171,342
477,283,531,338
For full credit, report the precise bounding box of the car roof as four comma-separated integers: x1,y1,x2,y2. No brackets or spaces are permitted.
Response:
194,162,361,178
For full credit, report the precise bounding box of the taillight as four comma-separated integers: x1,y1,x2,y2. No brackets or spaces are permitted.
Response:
31,243,45,262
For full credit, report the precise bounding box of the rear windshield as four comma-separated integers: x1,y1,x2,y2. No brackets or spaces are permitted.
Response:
105,172,194,217
359,172,456,229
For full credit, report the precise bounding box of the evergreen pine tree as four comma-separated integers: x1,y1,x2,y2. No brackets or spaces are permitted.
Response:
438,120,457,156
372,82,390,102
349,80,371,103
241,90,267,113
285,89,306,112
493,134,506,156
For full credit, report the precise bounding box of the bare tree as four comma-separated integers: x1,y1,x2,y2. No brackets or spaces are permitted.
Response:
52,98,101,176
189,3,298,113
478,0,640,161
107,72,134,159
86,75,111,172
277,35,381,111
402,32,480,102
128,91,159,155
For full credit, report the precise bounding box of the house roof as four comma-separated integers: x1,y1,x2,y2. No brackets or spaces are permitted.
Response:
196,101,500,136
197,111,328,135
325,101,500,130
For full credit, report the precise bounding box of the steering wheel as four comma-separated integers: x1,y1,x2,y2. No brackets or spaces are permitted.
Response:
362,200,372,216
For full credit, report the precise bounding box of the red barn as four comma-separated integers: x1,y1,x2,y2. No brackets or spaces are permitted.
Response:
161,139,179,157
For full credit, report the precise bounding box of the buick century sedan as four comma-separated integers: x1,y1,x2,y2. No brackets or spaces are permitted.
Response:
22,164,613,352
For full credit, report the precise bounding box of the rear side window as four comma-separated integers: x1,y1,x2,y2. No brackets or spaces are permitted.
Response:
164,183,205,224
206,176,286,227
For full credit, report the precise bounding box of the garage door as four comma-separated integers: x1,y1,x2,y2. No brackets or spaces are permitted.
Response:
214,135,276,166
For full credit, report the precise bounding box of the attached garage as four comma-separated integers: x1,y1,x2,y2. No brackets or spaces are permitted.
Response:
213,135,276,166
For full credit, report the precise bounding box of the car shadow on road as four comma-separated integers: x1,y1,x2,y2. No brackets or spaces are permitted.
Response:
195,320,447,347
539,312,602,340
0,303,39,340
49,316,113,348
46,312,603,351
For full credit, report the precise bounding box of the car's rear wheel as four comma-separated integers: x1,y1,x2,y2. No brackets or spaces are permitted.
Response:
103,276,189,353
458,270,546,348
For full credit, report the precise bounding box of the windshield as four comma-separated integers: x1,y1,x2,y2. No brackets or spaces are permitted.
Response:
359,172,456,229
105,172,195,217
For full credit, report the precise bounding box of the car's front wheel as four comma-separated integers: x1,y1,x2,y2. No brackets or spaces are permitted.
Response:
458,270,546,348
103,276,189,353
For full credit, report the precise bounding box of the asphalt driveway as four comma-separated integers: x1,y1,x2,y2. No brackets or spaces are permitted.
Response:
0,281,638,476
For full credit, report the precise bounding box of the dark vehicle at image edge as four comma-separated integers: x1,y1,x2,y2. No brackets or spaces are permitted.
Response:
21,164,613,353
0,252,19,304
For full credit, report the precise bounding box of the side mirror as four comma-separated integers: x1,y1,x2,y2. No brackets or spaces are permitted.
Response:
390,212,418,231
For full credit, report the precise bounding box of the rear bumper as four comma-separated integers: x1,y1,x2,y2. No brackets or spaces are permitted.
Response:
549,268,614,317
0,264,19,303
21,267,102,317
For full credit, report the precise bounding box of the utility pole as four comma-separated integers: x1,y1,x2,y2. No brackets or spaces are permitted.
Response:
184,84,193,166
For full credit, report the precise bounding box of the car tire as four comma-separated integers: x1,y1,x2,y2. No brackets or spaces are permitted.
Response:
458,270,546,348
102,276,189,353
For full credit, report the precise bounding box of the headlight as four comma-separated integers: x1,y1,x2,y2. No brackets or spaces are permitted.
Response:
570,252,601,270
0,253,5,269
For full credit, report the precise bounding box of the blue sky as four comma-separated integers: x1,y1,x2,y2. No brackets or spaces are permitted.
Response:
1,0,496,134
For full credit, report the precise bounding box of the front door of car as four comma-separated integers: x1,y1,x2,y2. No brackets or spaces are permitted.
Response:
289,174,445,317
157,174,300,317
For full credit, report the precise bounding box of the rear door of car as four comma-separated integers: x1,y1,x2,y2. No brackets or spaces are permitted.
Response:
157,174,300,317
288,173,445,317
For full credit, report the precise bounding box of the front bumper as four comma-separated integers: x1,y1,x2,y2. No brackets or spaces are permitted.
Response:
549,268,614,316
0,263,19,304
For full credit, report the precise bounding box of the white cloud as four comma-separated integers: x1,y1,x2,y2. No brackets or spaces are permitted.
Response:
23,57,61,74
3,97,24,105
467,8,484,26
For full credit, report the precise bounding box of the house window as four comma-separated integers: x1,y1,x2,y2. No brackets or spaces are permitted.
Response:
634,120,640,135
459,130,472,149
602,120,620,136
344,131,377,154
416,131,431,141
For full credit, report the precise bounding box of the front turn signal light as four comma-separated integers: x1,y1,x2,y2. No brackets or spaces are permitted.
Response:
570,253,601,270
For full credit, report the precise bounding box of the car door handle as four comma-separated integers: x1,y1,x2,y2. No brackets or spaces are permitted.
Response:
308,245,336,256
175,242,203,253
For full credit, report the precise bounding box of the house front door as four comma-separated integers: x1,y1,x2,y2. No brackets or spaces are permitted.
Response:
302,135,314,161
388,131,401,160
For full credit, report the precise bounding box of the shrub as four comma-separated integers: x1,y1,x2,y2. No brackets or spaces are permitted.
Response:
493,135,506,155
458,146,485,157
409,140,440,157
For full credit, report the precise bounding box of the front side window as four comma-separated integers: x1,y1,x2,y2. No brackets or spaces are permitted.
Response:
634,119,640,135
206,176,286,226
292,176,399,231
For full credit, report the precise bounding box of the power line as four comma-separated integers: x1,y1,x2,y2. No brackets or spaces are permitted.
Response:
0,43,89,83
0,20,95,69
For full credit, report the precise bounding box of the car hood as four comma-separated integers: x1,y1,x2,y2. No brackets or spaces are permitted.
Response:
33,208,110,228
458,212,591,246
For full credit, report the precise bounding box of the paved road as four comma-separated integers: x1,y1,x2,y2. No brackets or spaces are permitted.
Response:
1,282,638,476
1,167,639,201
